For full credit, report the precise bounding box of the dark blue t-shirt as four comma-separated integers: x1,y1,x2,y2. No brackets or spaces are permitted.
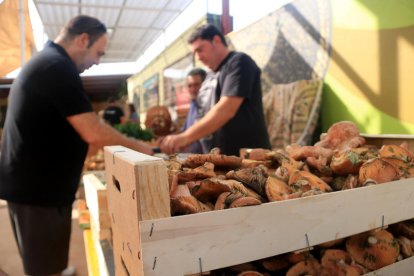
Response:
0,41,92,207
181,100,203,153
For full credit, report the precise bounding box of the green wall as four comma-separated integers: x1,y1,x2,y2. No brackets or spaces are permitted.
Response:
323,0,414,134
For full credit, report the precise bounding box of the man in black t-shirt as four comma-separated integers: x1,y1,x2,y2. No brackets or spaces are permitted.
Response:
103,96,125,125
160,24,271,156
0,15,152,276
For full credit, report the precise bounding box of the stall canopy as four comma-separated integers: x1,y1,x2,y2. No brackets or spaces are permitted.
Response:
0,0,194,77
0,0,35,77
32,0,193,63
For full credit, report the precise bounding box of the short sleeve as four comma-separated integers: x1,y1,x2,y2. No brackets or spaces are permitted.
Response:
220,53,258,99
43,61,92,117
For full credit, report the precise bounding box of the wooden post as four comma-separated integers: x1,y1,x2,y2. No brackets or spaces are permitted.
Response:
221,0,231,35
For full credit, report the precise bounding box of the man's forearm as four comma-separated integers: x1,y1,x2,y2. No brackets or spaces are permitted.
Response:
68,112,153,155
92,122,153,155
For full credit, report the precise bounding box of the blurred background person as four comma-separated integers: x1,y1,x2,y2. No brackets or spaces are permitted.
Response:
127,102,140,124
102,96,125,126
181,68,206,153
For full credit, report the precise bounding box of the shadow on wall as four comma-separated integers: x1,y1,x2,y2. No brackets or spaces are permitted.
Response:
322,1,414,134
322,82,356,123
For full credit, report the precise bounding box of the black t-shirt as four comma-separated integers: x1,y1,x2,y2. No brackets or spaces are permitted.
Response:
0,41,92,207
103,105,124,125
198,52,271,156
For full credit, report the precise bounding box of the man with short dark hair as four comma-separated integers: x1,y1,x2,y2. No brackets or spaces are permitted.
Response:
160,24,271,155
0,15,152,276
181,68,206,153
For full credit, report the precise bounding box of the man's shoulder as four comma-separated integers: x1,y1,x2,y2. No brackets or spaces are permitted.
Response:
226,51,257,67
220,51,259,75
229,51,253,60
36,43,68,62
26,45,74,76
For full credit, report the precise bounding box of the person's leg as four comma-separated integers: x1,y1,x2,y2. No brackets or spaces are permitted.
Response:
7,202,72,276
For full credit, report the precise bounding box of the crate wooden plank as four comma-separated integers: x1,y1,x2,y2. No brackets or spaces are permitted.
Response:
90,216,112,245
83,173,111,230
362,134,414,151
139,178,414,275
94,237,114,276
364,255,414,275
104,146,170,276
83,229,100,276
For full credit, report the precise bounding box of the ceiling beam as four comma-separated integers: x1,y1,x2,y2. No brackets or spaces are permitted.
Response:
34,1,182,13
41,23,164,31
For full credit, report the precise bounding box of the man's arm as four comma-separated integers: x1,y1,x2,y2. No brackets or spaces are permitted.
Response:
67,112,153,156
159,96,243,154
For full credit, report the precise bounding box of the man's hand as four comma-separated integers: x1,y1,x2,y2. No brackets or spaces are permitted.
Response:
159,133,189,154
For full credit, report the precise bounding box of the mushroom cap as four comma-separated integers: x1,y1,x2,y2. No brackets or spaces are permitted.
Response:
265,176,292,202
379,144,414,162
286,258,322,276
358,157,399,185
288,170,332,192
260,254,291,271
345,229,399,270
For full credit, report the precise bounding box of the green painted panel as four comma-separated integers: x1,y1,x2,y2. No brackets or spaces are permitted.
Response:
322,74,414,134
332,0,414,29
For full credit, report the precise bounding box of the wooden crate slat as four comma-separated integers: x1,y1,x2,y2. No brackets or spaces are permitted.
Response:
83,173,111,229
363,134,414,151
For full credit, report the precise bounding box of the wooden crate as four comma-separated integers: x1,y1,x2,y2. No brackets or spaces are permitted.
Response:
104,143,414,275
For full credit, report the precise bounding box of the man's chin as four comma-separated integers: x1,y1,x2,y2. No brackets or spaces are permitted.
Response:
78,67,88,73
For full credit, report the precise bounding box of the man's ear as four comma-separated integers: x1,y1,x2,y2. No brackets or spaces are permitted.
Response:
212,35,220,45
76,33,90,48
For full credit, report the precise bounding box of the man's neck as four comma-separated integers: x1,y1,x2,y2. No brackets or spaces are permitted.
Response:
213,48,231,72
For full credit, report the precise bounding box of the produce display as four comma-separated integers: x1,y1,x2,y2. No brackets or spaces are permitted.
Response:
165,121,414,275
144,105,174,136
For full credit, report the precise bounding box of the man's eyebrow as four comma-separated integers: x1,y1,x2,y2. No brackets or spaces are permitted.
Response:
193,45,203,52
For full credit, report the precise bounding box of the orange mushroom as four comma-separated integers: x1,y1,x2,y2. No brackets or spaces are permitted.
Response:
358,158,400,185
378,144,414,162
288,170,332,193
182,153,242,169
320,249,357,275
345,229,399,270
260,254,291,271
265,176,292,201
286,258,322,276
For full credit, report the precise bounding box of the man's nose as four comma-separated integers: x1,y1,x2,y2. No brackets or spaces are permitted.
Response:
195,53,203,60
